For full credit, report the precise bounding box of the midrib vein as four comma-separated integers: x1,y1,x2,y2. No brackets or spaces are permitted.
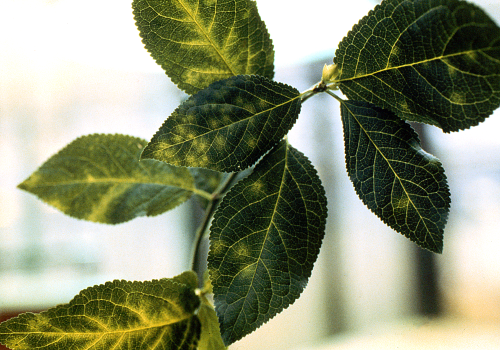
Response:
337,47,498,82
177,0,236,75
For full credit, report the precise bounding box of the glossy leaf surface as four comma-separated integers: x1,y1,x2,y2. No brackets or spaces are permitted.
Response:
133,0,274,94
208,139,327,345
18,134,197,224
0,272,201,350
341,100,450,252
141,75,301,172
334,0,500,132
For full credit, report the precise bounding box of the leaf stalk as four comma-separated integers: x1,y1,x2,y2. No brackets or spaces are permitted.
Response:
325,89,344,103
300,80,340,103
190,172,239,272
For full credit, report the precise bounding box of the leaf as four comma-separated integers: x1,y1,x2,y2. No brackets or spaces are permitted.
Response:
141,75,302,172
188,167,254,209
340,100,450,253
0,271,201,350
334,0,500,132
197,297,226,350
132,0,274,95
207,139,327,345
189,168,225,196
18,134,199,224
189,168,225,209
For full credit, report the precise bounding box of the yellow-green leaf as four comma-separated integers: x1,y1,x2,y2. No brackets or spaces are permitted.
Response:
18,134,200,224
197,272,226,350
132,0,274,95
197,297,226,350
0,272,201,350
141,75,301,172
334,0,500,132
208,139,327,345
341,100,450,253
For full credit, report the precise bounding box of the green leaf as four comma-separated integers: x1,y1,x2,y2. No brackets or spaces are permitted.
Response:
189,168,224,196
141,75,302,172
132,0,274,95
207,139,327,345
0,272,201,350
197,297,226,350
189,168,225,209
197,273,226,350
334,0,500,132
18,134,201,224
340,100,450,253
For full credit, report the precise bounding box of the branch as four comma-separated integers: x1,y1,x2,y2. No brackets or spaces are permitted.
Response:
190,172,238,271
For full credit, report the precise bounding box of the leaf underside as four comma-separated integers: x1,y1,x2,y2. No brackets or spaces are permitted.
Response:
0,272,201,350
132,0,274,94
141,75,301,172
334,0,500,132
18,134,195,224
341,100,450,252
208,139,328,345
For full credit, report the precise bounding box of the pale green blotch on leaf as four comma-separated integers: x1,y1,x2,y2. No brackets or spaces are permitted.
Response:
132,0,275,94
334,0,500,132
141,75,301,172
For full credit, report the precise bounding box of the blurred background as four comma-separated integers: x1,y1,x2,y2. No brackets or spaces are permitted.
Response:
1,0,500,349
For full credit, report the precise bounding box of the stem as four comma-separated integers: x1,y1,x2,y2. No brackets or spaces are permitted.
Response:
325,89,344,103
190,172,239,271
190,198,217,272
191,187,214,201
215,172,239,199
300,80,340,103
300,81,325,103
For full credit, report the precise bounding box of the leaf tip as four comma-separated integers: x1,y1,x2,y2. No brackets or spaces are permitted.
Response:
17,179,28,191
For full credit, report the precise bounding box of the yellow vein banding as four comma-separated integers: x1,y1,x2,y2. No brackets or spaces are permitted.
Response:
173,0,237,76
337,47,500,83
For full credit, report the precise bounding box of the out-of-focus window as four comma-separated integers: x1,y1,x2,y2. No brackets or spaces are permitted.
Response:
0,0,191,310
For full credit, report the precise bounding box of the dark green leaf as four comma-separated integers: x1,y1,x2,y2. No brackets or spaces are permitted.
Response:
18,134,201,224
141,75,302,172
341,100,450,252
207,139,327,345
132,0,274,95
0,272,201,350
334,0,500,132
